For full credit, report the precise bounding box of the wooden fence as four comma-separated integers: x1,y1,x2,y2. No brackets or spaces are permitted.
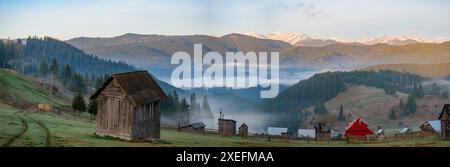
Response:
161,123,325,142
346,131,437,144
162,123,438,143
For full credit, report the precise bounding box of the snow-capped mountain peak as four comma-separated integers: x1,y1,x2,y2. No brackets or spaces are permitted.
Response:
266,32,311,45
245,32,267,39
245,32,311,45
244,32,436,46
360,35,431,46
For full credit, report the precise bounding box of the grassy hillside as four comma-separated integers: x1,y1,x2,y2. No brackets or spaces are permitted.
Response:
0,69,67,107
306,86,447,130
364,62,450,79
2,102,449,147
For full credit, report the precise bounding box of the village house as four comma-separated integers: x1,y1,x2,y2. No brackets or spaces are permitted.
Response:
313,121,331,140
420,120,441,134
90,71,166,141
218,118,236,136
239,123,248,139
182,122,206,131
439,104,450,140
267,127,288,136
344,117,375,137
297,129,316,139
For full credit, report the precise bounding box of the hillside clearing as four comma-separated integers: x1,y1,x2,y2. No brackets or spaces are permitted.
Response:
0,69,67,107
306,86,448,130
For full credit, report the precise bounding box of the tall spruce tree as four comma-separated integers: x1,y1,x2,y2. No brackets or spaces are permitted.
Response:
39,59,48,77
87,99,98,122
202,94,213,118
72,93,86,116
389,109,397,120
441,90,448,99
314,101,327,114
337,104,345,121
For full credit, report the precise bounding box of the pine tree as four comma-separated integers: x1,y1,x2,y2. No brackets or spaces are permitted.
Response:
190,93,198,113
431,83,440,95
202,94,213,118
160,92,178,114
180,98,190,124
72,92,86,116
389,109,397,120
180,98,189,113
50,58,58,75
337,104,345,121
418,84,424,97
399,99,405,112
39,59,48,77
173,90,179,104
60,64,72,86
406,95,416,114
441,90,448,99
314,101,327,114
87,99,98,122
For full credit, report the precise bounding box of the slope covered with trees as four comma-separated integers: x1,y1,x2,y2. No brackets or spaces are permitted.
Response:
257,70,426,130
1,37,135,93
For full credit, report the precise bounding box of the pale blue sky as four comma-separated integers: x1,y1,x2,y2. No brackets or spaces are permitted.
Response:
1,0,449,41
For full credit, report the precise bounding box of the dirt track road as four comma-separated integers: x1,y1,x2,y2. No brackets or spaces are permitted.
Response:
2,114,28,147
2,112,51,147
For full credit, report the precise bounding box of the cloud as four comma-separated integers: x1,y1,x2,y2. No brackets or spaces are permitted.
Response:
302,3,324,17
278,0,324,18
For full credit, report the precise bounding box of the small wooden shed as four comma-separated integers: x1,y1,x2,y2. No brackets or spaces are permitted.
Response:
439,104,450,140
420,120,441,134
239,123,248,139
218,118,236,136
90,71,166,141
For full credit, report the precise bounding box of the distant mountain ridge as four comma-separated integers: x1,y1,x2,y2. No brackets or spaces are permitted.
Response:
364,61,450,79
245,32,434,47
66,33,450,85
67,33,291,69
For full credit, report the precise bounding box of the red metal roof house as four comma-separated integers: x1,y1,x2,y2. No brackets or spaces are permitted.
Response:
344,118,375,137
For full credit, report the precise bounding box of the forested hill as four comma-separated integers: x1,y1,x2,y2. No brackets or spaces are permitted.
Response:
259,70,426,114
253,70,427,131
0,37,184,95
1,37,135,76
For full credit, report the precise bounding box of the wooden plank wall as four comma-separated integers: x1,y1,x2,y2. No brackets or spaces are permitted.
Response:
96,80,133,138
132,102,160,140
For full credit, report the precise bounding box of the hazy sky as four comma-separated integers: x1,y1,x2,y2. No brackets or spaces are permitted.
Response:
1,0,449,41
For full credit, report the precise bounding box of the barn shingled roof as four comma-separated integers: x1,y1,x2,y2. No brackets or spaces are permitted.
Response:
422,120,441,133
90,71,167,106
439,104,450,119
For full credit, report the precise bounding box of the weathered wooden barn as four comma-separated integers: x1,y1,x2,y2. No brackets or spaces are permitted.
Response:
90,71,166,141
218,118,236,136
239,123,248,139
439,104,450,140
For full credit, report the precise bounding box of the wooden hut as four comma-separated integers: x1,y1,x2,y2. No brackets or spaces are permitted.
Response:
314,121,331,141
239,123,248,139
90,71,166,141
218,119,236,136
439,104,450,140
420,120,441,134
